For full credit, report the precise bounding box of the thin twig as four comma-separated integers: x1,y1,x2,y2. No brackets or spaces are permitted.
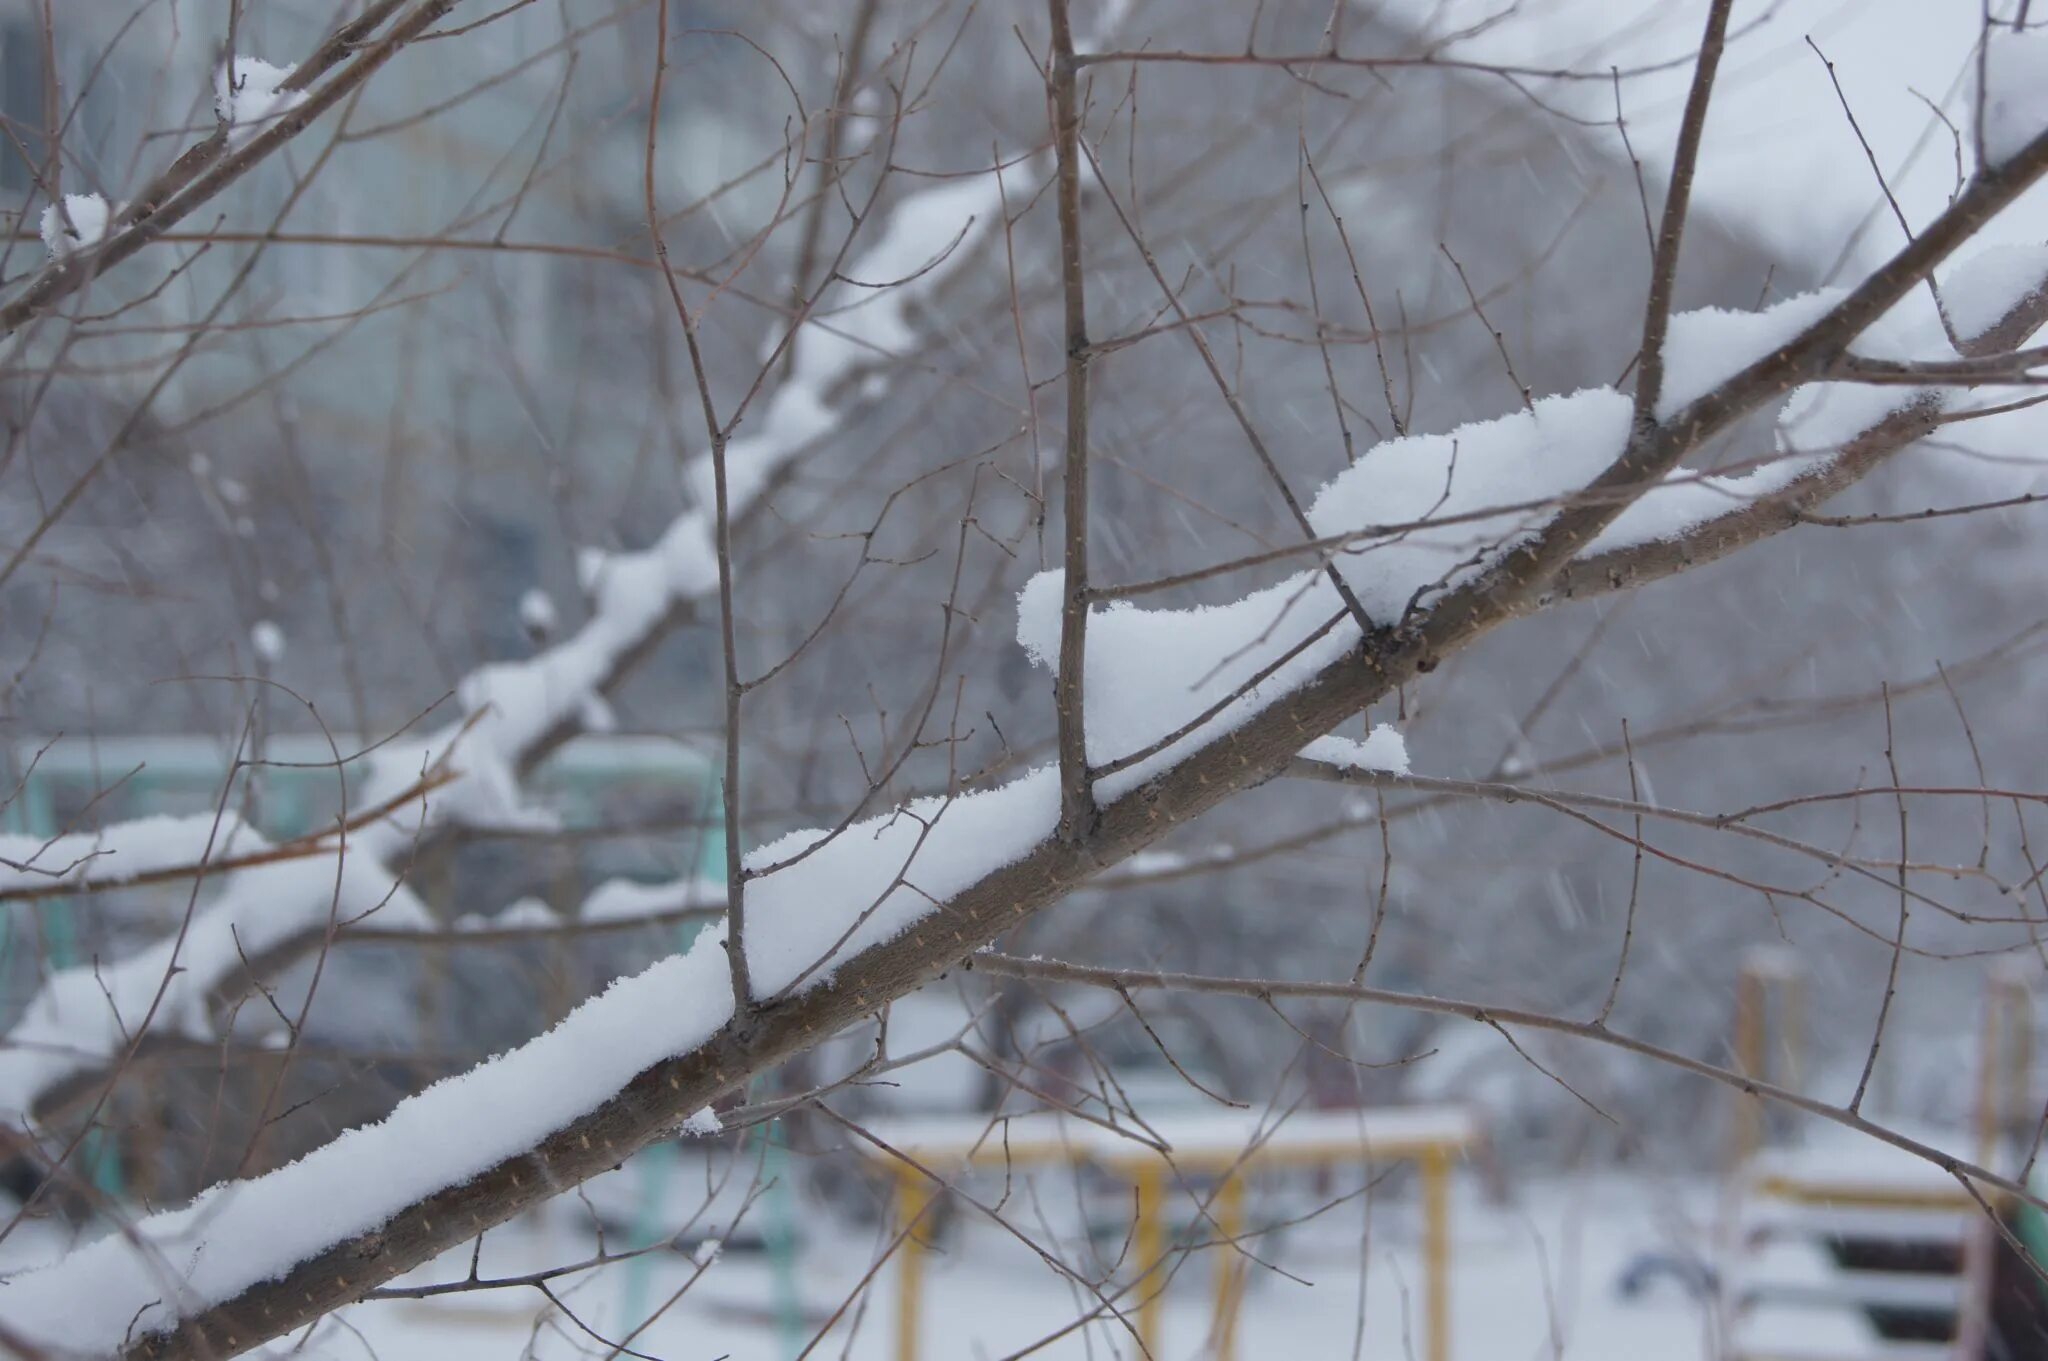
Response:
1632,0,1736,425
1047,0,1096,844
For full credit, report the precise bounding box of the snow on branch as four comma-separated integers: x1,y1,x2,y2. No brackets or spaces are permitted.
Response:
0,814,262,897
1940,244,2048,355
439,872,728,936
1980,21,2048,167
0,748,465,1123
365,169,1016,839
681,172,1010,514
36,194,110,259
1300,725,1410,775
1650,289,1849,421
1010,257,2048,804
741,770,1058,998
1017,391,1633,794
214,57,310,149
0,845,429,1125
1013,287,1948,798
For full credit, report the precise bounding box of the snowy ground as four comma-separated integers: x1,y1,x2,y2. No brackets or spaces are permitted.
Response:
273,1166,1727,1361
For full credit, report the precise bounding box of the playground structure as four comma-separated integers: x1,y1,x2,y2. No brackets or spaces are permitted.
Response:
1722,951,2040,1361
859,1105,1479,1361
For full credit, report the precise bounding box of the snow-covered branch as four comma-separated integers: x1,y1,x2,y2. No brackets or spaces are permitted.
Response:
1,814,265,900
354,167,1019,841
0,851,430,1128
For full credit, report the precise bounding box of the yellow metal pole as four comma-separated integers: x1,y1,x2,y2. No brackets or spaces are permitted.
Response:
1978,970,2033,1164
1783,969,1805,1092
1212,1173,1247,1361
2011,983,2033,1141
1134,1161,1168,1353
1729,969,1764,1169
895,1166,932,1361
1422,1148,1451,1361
1978,986,2001,1167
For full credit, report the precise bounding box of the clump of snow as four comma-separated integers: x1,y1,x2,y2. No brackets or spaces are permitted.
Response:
1300,725,1409,774
741,768,1058,996
1743,943,1803,982
518,587,558,636
1981,24,2048,166
1649,286,1942,458
691,1236,723,1266
681,1106,723,1136
250,619,285,663
0,928,737,1351
1941,243,2048,344
1307,388,1639,617
1017,566,1366,798
361,715,561,840
1654,290,1845,420
214,56,308,148
38,193,109,257
1119,848,1190,877
1778,381,1943,459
